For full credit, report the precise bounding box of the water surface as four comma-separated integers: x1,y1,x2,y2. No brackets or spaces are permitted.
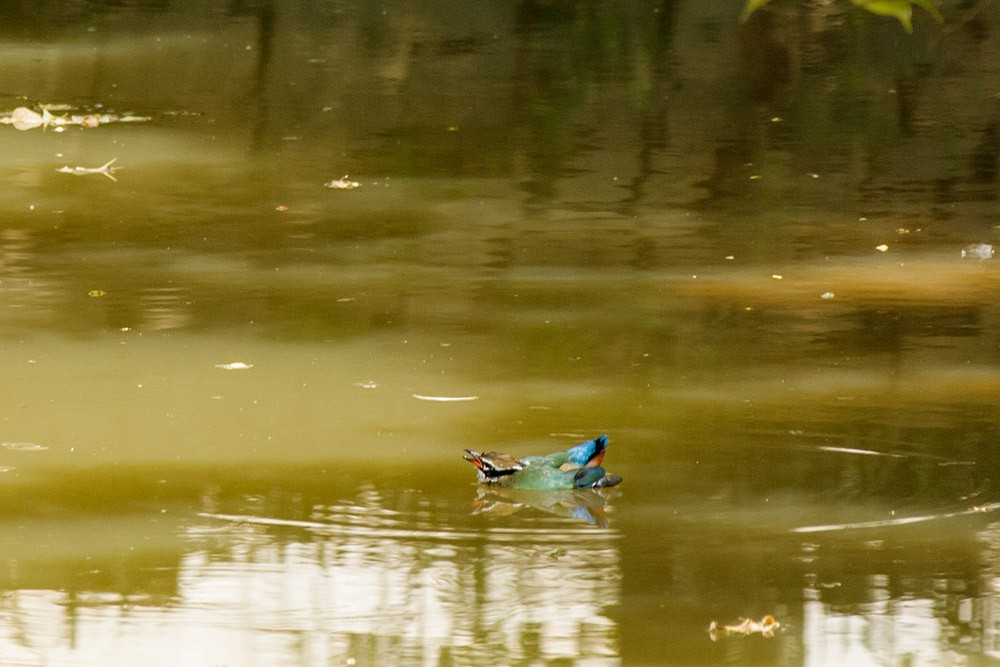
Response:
0,1,999,665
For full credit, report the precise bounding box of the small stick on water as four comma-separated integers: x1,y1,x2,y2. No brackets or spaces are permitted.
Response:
56,157,118,182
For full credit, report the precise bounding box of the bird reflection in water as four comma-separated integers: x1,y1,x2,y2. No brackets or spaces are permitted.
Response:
471,486,619,527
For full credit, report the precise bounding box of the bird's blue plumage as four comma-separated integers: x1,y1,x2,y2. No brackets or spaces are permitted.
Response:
521,434,608,469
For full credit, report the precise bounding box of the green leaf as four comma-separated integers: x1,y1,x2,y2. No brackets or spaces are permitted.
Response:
851,0,944,32
851,0,913,31
740,0,776,24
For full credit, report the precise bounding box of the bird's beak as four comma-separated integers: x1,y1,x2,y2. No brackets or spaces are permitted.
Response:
463,449,485,469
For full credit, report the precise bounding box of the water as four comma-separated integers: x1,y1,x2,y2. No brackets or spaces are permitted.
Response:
0,0,999,665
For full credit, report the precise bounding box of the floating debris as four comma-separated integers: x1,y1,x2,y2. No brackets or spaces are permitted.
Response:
56,158,118,182
820,291,835,300
88,290,106,297
2,442,48,452
0,105,151,131
709,615,780,641
875,244,889,252
412,394,479,402
2,106,48,130
214,362,253,370
353,381,378,389
961,243,994,260
325,175,360,190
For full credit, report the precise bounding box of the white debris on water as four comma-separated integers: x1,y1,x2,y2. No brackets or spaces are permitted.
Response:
214,362,253,370
961,243,994,260
412,394,479,402
325,175,361,189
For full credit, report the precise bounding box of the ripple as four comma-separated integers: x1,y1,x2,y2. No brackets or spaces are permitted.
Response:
2,442,47,452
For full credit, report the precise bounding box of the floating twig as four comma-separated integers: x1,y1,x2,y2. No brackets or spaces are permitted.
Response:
56,158,118,182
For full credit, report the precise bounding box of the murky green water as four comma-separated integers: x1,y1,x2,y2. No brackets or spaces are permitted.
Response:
1,1,999,665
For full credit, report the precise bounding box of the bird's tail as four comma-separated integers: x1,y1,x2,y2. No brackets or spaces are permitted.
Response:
568,434,608,467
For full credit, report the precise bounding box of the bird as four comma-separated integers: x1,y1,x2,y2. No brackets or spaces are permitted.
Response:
463,435,622,490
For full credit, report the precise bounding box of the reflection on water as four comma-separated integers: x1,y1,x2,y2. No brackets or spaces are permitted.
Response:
0,0,997,665
802,595,946,667
0,484,620,667
137,286,192,332
8,480,1000,665
0,228,60,331
471,486,618,527
795,523,1000,667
